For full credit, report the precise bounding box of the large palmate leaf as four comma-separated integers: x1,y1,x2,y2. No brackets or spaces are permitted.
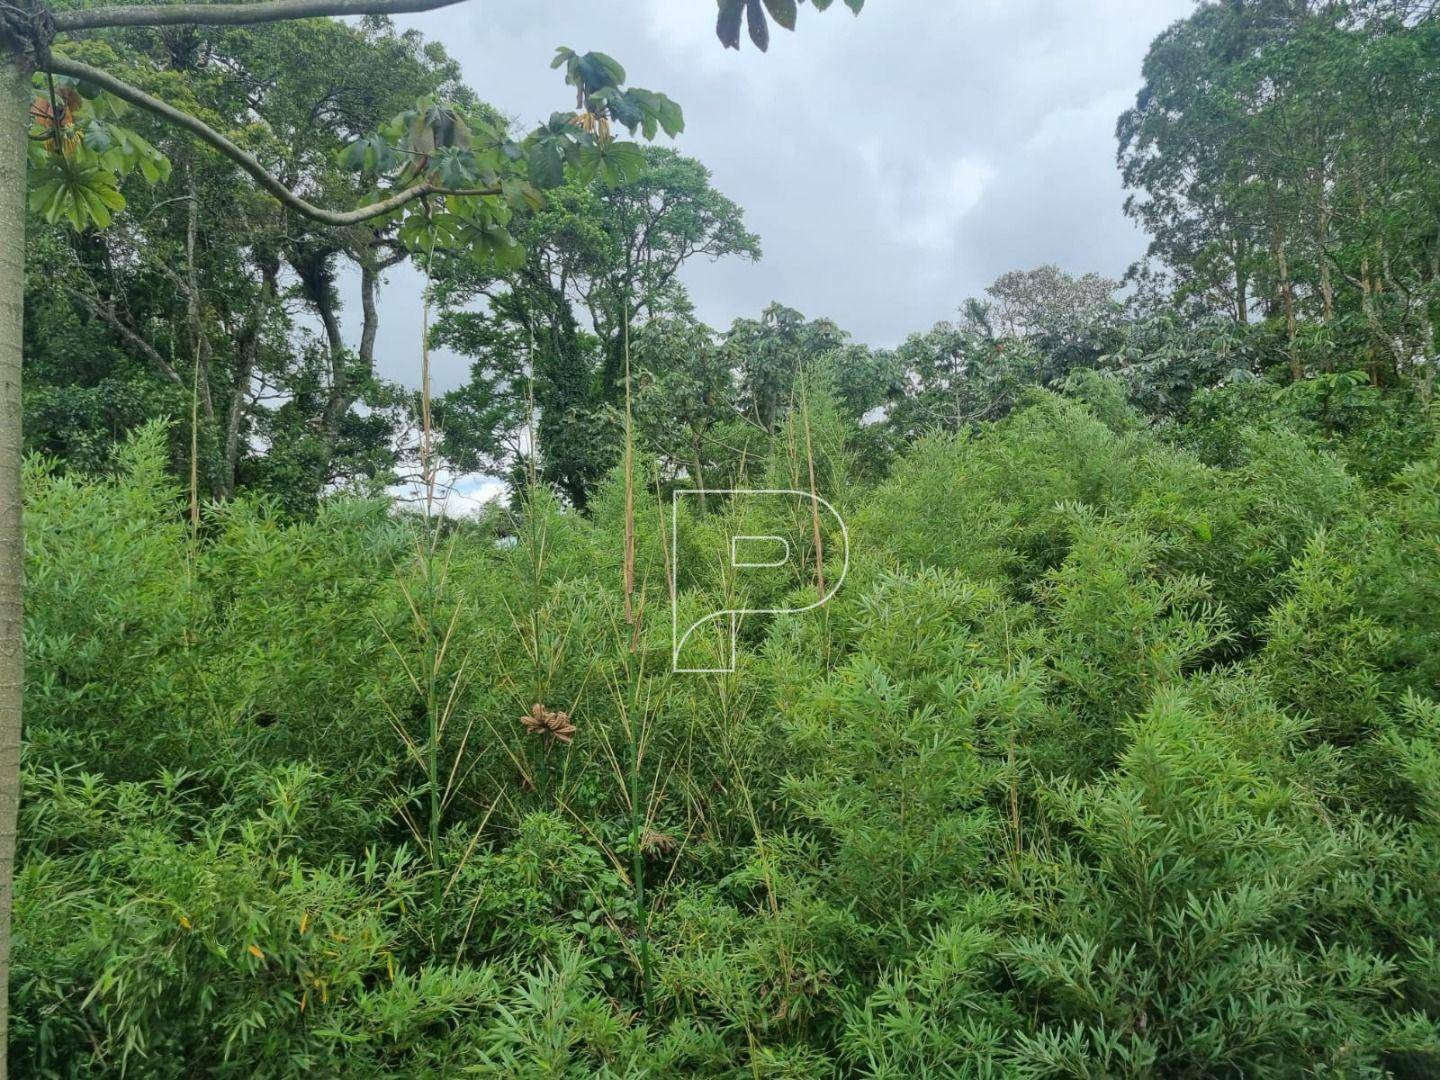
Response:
552,47,627,97
431,146,484,189
97,122,170,183
500,178,544,213
765,0,799,30
525,113,589,190
397,204,524,270
25,72,169,230
550,46,683,148
573,140,647,188
28,159,127,229
625,88,685,139
339,132,399,177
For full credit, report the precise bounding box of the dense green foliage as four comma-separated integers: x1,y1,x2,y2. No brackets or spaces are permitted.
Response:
24,15,684,514
13,0,1440,1075
13,383,1440,1074
1119,0,1439,389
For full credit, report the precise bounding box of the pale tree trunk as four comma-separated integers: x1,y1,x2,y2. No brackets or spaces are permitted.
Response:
1314,180,1335,328
1275,221,1299,382
1229,228,1249,326
0,47,29,1080
1360,256,1385,387
224,261,278,497
1417,303,1437,407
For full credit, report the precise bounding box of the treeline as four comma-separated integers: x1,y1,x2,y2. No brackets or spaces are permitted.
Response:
26,1,1439,518
1121,0,1440,389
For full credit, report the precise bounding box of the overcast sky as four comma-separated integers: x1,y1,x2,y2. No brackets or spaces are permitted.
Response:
352,0,1196,396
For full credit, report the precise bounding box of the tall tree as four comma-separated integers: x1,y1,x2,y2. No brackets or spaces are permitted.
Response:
888,267,1119,439
27,17,470,507
433,147,759,507
1120,0,1440,390
984,264,1123,379
724,302,846,432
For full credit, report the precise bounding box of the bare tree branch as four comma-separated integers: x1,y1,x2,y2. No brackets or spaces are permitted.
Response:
52,0,468,33
43,54,501,227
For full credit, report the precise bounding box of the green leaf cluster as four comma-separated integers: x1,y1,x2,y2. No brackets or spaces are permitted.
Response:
14,381,1440,1074
25,74,170,229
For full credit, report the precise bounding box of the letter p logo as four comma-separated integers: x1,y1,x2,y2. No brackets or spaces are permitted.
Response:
671,489,849,673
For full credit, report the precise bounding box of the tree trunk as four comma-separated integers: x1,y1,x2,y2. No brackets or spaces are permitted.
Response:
0,47,29,1080
1276,222,1299,381
358,254,380,379
315,281,349,439
224,262,278,497
1234,261,1249,326
1315,193,1334,327
1417,303,1437,406
1360,257,1385,388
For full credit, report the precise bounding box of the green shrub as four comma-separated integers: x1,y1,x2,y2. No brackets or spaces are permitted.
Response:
15,393,1440,1075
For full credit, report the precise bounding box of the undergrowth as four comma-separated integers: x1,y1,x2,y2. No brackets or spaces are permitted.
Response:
13,392,1440,1077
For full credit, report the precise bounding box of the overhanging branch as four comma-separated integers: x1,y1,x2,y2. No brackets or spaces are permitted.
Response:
52,0,469,33
43,54,500,227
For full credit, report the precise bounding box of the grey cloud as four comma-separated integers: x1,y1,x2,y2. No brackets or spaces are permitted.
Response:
347,0,1195,390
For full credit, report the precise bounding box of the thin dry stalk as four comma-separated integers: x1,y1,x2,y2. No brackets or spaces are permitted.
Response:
419,217,440,520
442,793,501,901
654,462,675,605
622,296,637,632
526,315,539,490
797,367,826,599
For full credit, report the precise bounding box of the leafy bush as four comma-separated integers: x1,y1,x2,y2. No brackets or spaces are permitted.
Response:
14,393,1440,1075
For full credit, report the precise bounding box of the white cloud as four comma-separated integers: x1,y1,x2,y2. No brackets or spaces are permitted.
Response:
389,470,507,519
863,147,994,250
371,0,1197,358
